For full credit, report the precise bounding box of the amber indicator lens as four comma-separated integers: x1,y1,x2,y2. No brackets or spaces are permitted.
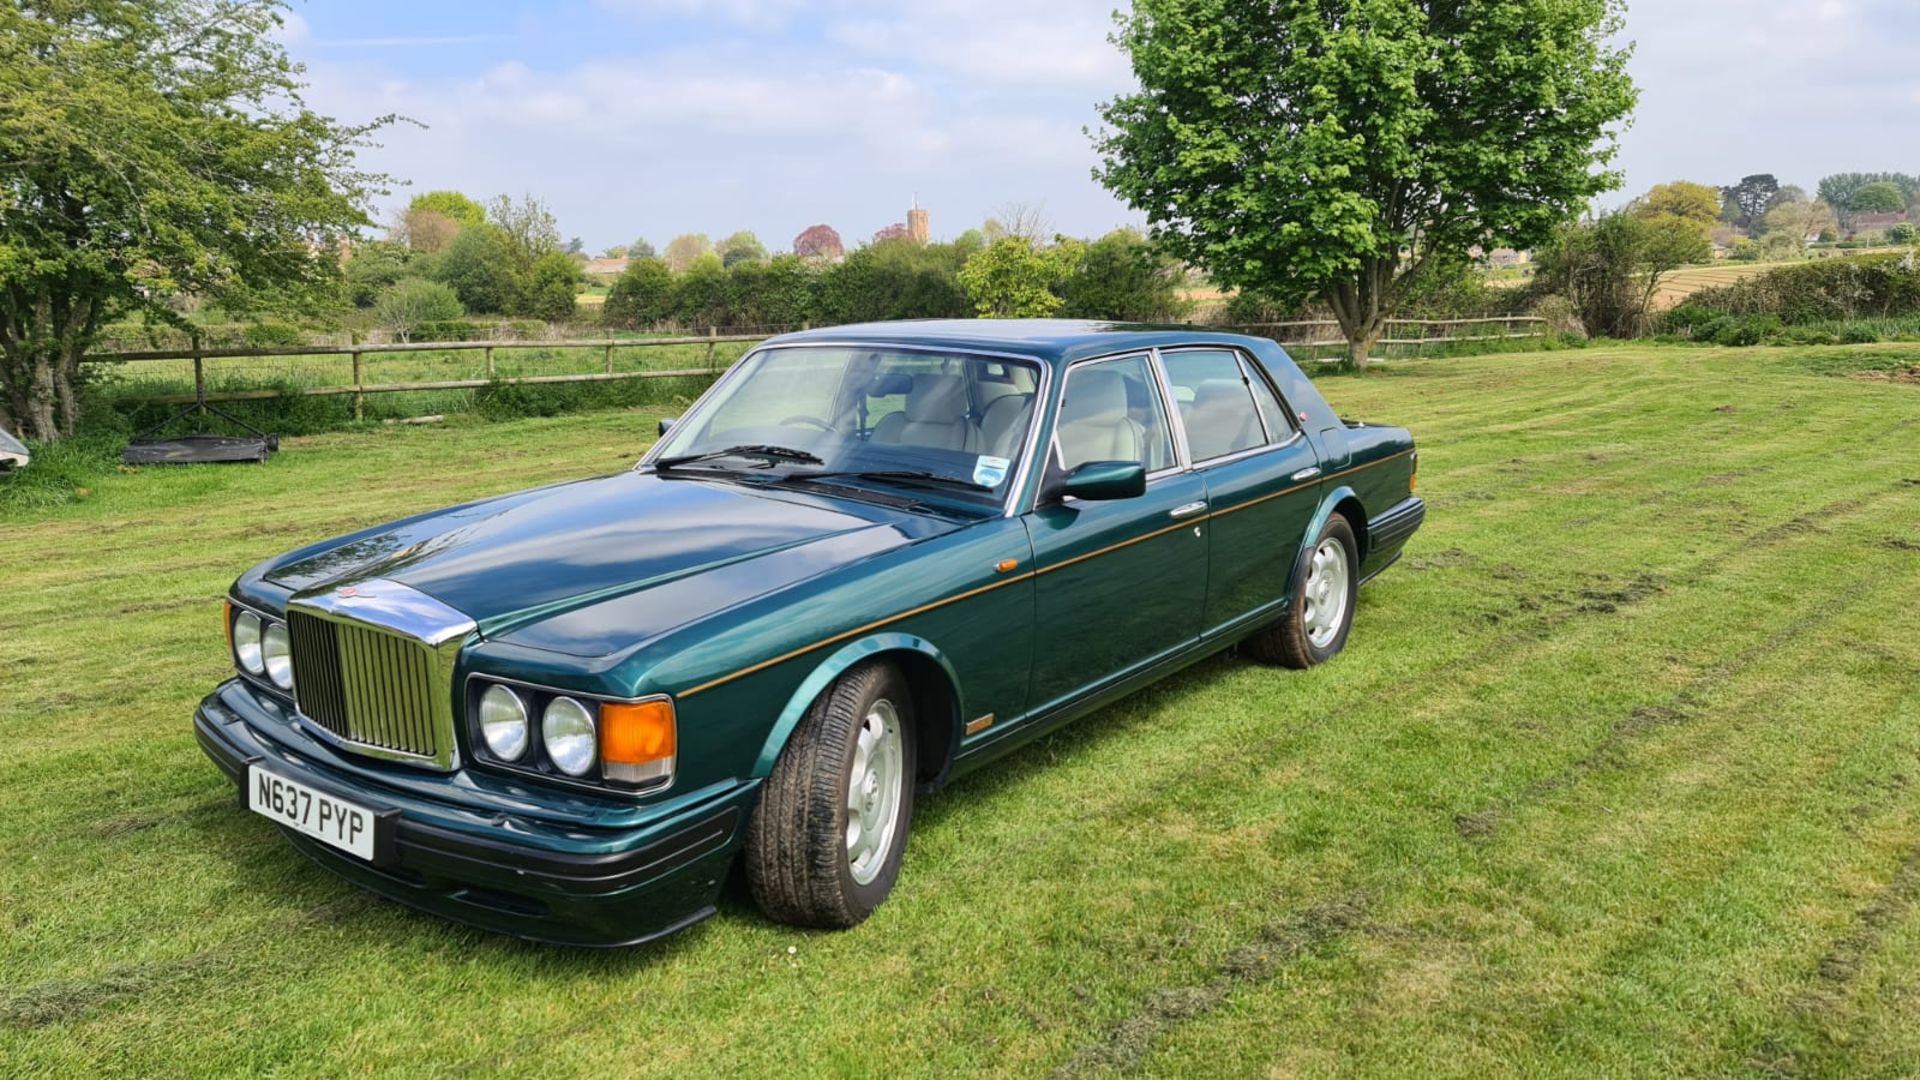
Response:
600,700,676,785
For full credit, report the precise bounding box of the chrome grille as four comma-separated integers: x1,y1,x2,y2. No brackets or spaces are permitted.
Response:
289,610,448,764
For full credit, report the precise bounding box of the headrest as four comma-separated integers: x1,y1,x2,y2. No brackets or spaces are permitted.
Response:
1062,368,1130,424
868,372,914,397
904,374,969,421
1194,379,1249,411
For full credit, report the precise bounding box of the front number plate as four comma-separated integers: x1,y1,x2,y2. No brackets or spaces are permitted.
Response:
247,765,379,862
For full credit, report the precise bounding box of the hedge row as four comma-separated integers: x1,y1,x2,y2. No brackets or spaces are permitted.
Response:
1680,254,1920,324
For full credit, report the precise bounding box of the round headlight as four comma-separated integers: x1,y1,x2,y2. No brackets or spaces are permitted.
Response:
262,622,293,689
234,612,264,675
478,685,530,761
542,696,597,777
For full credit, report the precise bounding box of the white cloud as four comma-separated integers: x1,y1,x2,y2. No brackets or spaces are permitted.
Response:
592,0,810,31
830,4,1128,87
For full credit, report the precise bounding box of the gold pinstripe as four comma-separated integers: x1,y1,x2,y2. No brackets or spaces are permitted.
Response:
675,449,1414,698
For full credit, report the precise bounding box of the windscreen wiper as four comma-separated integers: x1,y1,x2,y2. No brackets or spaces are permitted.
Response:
780,469,994,493
654,444,824,470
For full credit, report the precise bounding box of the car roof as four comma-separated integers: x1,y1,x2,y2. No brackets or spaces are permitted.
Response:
763,319,1278,369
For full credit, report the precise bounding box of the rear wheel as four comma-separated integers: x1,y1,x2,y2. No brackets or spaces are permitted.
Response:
745,661,916,928
1246,515,1358,669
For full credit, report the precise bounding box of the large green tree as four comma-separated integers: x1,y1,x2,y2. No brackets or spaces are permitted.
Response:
0,0,392,440
434,225,521,314
958,238,1078,318
1096,0,1635,367
407,190,485,229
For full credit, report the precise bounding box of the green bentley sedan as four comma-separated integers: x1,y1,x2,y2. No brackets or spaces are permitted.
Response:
195,320,1424,945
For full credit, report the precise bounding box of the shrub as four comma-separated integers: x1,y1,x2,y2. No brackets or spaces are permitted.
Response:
1534,212,1711,338
373,278,465,341
1840,324,1881,345
958,238,1075,318
242,322,307,349
409,320,483,342
1889,223,1918,245
1710,314,1781,347
343,240,415,307
434,224,522,314
1058,229,1192,323
1657,302,1716,336
521,252,583,323
815,241,970,324
602,258,677,329
1684,254,1920,324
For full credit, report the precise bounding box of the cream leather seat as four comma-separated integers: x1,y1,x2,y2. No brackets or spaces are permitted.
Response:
979,393,1034,458
871,374,978,452
1057,369,1144,470
1183,379,1262,461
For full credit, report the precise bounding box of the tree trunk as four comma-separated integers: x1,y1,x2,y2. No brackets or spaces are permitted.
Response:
0,282,99,442
1325,269,1391,372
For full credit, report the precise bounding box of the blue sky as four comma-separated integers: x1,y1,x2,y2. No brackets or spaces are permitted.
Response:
282,0,1920,253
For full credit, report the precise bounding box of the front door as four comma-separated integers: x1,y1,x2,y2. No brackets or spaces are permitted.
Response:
1025,353,1208,714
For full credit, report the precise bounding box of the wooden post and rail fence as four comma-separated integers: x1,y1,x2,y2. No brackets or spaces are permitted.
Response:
84,328,754,419
80,317,1546,414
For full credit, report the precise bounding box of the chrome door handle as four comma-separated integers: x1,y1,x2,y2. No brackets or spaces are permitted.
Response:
1291,467,1323,482
1169,501,1209,520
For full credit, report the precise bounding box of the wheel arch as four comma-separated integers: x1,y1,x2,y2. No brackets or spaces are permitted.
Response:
751,633,962,789
1297,485,1369,571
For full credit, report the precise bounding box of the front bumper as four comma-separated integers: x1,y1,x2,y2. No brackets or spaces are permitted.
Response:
195,680,755,947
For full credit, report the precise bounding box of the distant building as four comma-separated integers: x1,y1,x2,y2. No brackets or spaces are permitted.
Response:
1469,246,1532,269
1852,211,1910,232
582,257,630,278
908,198,930,245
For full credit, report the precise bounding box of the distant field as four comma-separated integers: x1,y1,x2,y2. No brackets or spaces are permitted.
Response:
4,343,1919,1075
1650,263,1784,309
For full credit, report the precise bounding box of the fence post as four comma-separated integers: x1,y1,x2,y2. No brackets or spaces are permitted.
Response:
605,337,614,375
350,331,364,421
705,327,717,374
191,332,206,419
484,345,495,378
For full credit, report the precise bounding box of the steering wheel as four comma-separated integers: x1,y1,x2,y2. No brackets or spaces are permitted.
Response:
779,415,833,432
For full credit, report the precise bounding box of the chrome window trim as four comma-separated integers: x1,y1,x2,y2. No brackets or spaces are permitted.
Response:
1232,346,1307,438
638,339,1052,521
1146,348,1195,471
462,673,675,797
1156,344,1298,466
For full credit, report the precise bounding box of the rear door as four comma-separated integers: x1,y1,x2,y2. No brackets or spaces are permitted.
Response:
1159,347,1322,638
1024,352,1209,715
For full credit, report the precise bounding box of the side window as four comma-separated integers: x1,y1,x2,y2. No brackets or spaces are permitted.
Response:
1161,349,1265,462
1242,356,1296,440
1056,355,1176,474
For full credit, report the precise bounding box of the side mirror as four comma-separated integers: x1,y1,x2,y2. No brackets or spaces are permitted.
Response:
1060,461,1147,502
658,417,677,437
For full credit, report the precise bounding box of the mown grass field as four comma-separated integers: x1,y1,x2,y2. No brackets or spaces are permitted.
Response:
3,343,1918,1077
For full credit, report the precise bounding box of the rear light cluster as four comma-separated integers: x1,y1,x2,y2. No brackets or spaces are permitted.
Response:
468,679,676,791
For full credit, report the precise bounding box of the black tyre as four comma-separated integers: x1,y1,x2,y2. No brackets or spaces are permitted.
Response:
1246,515,1359,669
745,661,916,928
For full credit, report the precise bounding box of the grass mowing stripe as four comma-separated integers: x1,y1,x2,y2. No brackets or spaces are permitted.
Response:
3,347,1918,1076
1133,547,1920,1077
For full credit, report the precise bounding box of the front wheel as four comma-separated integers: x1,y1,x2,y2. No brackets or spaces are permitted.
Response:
745,661,916,928
1246,515,1359,669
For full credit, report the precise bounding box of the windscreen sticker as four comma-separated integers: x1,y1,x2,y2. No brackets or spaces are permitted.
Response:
973,455,1011,488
